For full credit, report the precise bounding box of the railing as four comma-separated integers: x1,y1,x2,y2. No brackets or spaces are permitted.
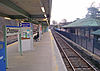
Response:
55,29,100,56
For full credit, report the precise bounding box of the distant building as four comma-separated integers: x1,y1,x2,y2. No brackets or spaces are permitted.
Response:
63,18,100,38
59,22,72,26
62,7,100,38
86,7,100,19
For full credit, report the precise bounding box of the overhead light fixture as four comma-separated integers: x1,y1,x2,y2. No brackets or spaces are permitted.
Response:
21,21,24,23
4,17,11,20
41,7,45,12
43,18,48,21
44,14,47,18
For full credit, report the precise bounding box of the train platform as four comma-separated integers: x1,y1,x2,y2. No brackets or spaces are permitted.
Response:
6,30,67,71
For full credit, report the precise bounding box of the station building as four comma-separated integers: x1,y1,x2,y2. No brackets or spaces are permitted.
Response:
62,17,100,38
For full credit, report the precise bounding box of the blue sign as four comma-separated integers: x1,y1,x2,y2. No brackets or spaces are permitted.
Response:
19,23,31,27
6,26,20,28
0,42,6,71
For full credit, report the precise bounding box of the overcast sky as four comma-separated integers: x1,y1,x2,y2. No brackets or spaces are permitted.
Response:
50,0,100,24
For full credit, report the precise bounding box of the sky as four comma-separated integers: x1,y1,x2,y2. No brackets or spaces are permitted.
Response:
50,0,100,24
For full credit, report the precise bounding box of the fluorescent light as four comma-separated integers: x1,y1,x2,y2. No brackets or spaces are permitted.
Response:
4,17,11,20
43,18,48,21
21,21,24,23
41,7,45,12
44,14,47,17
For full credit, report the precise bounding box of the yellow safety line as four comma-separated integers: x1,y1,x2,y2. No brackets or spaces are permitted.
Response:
7,42,18,48
49,30,58,71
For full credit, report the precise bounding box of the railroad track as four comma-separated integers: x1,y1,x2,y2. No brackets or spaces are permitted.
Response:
51,30,97,71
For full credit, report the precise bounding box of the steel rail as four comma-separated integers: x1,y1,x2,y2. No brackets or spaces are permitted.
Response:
53,31,75,71
52,30,97,71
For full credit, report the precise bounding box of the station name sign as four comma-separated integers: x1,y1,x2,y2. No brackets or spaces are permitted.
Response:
6,26,19,36
19,23,31,27
6,28,19,33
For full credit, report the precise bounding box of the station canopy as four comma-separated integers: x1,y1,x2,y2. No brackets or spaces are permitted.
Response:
0,0,52,24
62,18,100,28
91,29,100,36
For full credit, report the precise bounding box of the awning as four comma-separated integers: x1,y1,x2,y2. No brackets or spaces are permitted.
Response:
62,18,100,28
91,29,100,35
0,0,52,24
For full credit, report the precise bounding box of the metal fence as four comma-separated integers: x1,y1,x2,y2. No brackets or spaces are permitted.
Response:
55,29,100,56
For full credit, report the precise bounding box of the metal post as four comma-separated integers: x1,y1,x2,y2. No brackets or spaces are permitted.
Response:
89,28,90,39
19,28,23,56
93,38,95,54
77,29,79,44
84,28,85,36
86,37,87,49
75,29,76,43
42,23,43,34
81,36,82,46
3,25,8,68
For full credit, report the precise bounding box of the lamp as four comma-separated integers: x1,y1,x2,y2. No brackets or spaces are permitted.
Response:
4,17,11,20
41,7,45,12
44,14,47,17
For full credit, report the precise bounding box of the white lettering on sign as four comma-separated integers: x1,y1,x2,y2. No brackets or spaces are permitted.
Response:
6,27,19,36
6,27,19,34
19,23,31,27
0,56,3,60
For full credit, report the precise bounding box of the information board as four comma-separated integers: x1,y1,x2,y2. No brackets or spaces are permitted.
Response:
6,26,19,36
18,22,33,52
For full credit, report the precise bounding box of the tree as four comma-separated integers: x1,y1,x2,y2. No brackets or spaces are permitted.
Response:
52,20,57,25
61,19,67,23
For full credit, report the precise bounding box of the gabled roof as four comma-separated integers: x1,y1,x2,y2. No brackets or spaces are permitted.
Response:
62,18,100,28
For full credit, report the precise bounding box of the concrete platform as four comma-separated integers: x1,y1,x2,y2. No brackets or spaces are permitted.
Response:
6,30,67,71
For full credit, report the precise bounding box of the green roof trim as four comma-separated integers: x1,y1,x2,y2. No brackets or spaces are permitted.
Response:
91,29,100,35
62,18,100,28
